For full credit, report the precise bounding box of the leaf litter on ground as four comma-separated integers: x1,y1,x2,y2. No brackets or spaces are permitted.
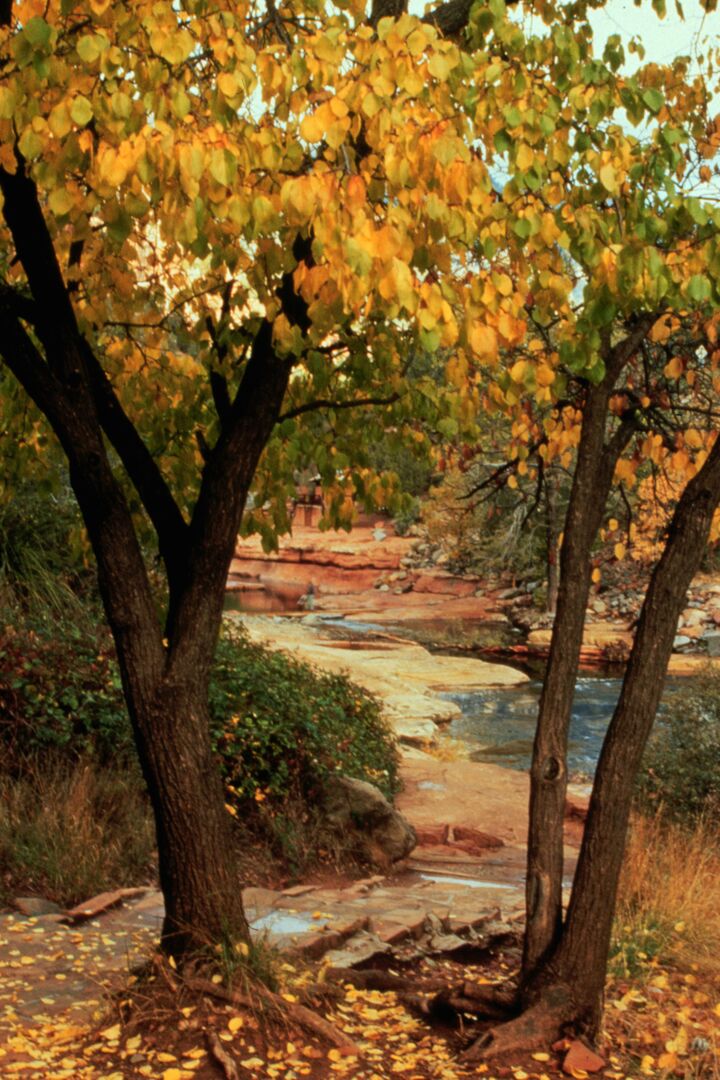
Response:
0,914,719,1079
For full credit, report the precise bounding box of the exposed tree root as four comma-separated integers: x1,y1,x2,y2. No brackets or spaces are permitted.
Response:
324,968,447,993
461,988,572,1062
420,980,520,1024
187,977,361,1056
206,1029,240,1080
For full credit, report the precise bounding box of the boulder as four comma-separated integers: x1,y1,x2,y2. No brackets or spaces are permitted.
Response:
322,776,417,866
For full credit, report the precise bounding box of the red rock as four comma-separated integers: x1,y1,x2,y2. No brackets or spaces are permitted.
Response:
451,825,505,849
414,824,450,846
63,887,146,923
562,1039,607,1075
564,798,588,823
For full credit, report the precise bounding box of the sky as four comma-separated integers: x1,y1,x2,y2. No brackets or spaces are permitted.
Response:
590,0,720,75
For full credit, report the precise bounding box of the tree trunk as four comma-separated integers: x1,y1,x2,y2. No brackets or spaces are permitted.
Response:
548,432,720,1035
522,321,654,978
469,433,720,1061
523,384,632,976
129,676,250,953
544,463,561,616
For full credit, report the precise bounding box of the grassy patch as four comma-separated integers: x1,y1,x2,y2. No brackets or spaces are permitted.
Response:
0,756,155,907
612,813,720,979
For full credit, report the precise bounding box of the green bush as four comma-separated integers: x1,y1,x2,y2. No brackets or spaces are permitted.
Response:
636,668,720,825
0,618,130,764
209,625,400,808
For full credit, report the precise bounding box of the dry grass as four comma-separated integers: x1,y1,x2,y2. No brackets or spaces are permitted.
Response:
0,756,156,906
614,812,720,977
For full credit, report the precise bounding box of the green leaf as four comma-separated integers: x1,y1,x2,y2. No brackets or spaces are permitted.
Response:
642,88,664,114
24,17,52,48
686,274,712,302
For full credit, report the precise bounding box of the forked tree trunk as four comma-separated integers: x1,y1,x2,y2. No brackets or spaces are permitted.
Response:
0,156,297,962
469,432,720,1060
547,431,720,1033
523,322,654,978
524,378,635,976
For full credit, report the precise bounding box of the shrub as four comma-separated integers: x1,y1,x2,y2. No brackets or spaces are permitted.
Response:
0,617,130,765
636,667,720,825
209,624,400,809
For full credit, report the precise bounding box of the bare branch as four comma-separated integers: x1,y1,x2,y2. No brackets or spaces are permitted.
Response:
279,391,400,423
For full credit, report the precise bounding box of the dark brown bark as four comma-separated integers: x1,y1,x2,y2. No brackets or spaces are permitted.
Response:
522,320,654,979
543,462,561,616
465,429,720,1058
0,154,302,959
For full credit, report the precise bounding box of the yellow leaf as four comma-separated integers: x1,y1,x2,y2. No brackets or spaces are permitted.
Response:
510,359,527,383
48,188,74,216
664,356,683,379
468,323,498,362
592,567,601,584
300,108,326,142
228,1016,244,1033
614,543,626,560
516,144,534,171
161,1071,183,1080
536,363,555,387
217,72,238,98
48,102,72,139
599,163,618,193
100,1024,120,1041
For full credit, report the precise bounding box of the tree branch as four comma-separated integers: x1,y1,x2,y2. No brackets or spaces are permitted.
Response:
79,340,191,583
279,391,400,423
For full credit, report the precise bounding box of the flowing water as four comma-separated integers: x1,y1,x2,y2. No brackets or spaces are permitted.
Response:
444,675,682,776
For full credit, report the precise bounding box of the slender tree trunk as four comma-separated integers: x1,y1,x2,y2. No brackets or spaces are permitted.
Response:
548,432,720,1033
522,321,653,979
467,433,720,1062
544,463,560,616
524,384,631,976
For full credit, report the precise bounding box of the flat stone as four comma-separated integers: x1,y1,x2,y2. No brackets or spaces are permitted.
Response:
321,931,391,968
452,825,504,851
281,884,318,898
13,897,63,917
415,824,450,846
63,887,147,923
371,920,413,944
563,1040,607,1075
673,634,691,649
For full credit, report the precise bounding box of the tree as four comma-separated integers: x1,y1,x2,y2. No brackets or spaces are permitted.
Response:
0,0,514,961
3,0,720,1056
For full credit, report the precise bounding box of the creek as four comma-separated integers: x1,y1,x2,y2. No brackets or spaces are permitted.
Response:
443,674,683,777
